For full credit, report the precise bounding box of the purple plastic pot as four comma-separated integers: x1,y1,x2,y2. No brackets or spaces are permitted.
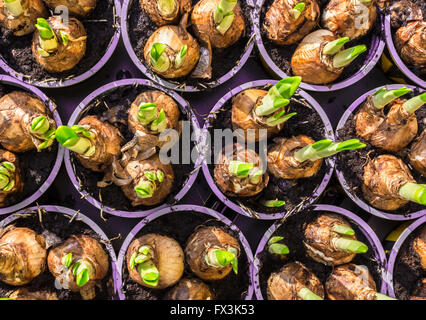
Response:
64,78,200,218
386,215,425,299
252,204,388,300
384,15,426,89
115,204,254,300
0,205,120,299
121,0,255,92
336,84,425,221
0,0,121,88
0,75,64,215
202,80,334,220
253,0,386,92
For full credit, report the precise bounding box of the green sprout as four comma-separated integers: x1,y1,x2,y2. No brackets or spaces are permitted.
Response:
0,161,16,192
130,245,159,286
375,293,397,300
137,103,168,133
332,237,369,254
174,45,188,69
206,248,238,275
263,199,286,208
293,139,366,163
60,31,69,46
35,18,58,55
323,37,350,55
228,161,265,185
297,288,323,300
399,183,426,206
150,43,170,73
3,0,23,17
214,0,237,34
71,260,92,287
30,116,56,150
268,236,289,256
134,181,155,199
372,87,412,109
157,0,176,17
55,125,96,157
402,92,426,114
156,170,164,182
292,2,306,20
332,45,367,69
332,225,355,236
254,77,301,126
62,253,73,268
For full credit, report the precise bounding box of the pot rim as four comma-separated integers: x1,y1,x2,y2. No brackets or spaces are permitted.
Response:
335,83,426,221
201,79,335,220
252,204,388,300
0,205,120,299
115,204,255,300
0,75,64,215
120,0,255,92
0,0,122,88
253,0,386,92
64,78,201,218
386,215,425,298
383,15,426,89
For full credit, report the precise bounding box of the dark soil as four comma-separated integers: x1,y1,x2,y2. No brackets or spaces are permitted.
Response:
0,209,115,300
207,86,333,216
388,0,426,78
256,207,385,299
393,224,425,300
121,210,251,300
71,84,195,212
0,0,117,84
336,88,425,216
257,0,383,86
127,0,254,91
0,83,58,208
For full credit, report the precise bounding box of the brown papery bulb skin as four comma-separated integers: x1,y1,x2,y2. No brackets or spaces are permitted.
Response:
0,226,46,286
43,0,98,17
390,0,423,29
185,226,241,281
128,91,180,136
267,135,322,180
48,235,109,300
413,225,426,271
140,0,191,26
8,288,58,300
362,154,416,211
326,263,377,300
264,0,320,46
126,234,184,289
214,143,269,197
0,0,48,36
0,91,57,153
395,21,426,73
166,278,214,300
322,0,377,41
231,89,282,142
291,29,343,85
121,154,174,207
410,129,426,176
32,16,87,73
304,213,357,266
355,97,418,152
191,0,245,49
267,261,324,300
144,25,200,79
0,149,23,208
75,116,123,172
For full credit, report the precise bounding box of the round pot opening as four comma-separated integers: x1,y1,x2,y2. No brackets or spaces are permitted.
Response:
116,205,254,300
253,204,387,300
